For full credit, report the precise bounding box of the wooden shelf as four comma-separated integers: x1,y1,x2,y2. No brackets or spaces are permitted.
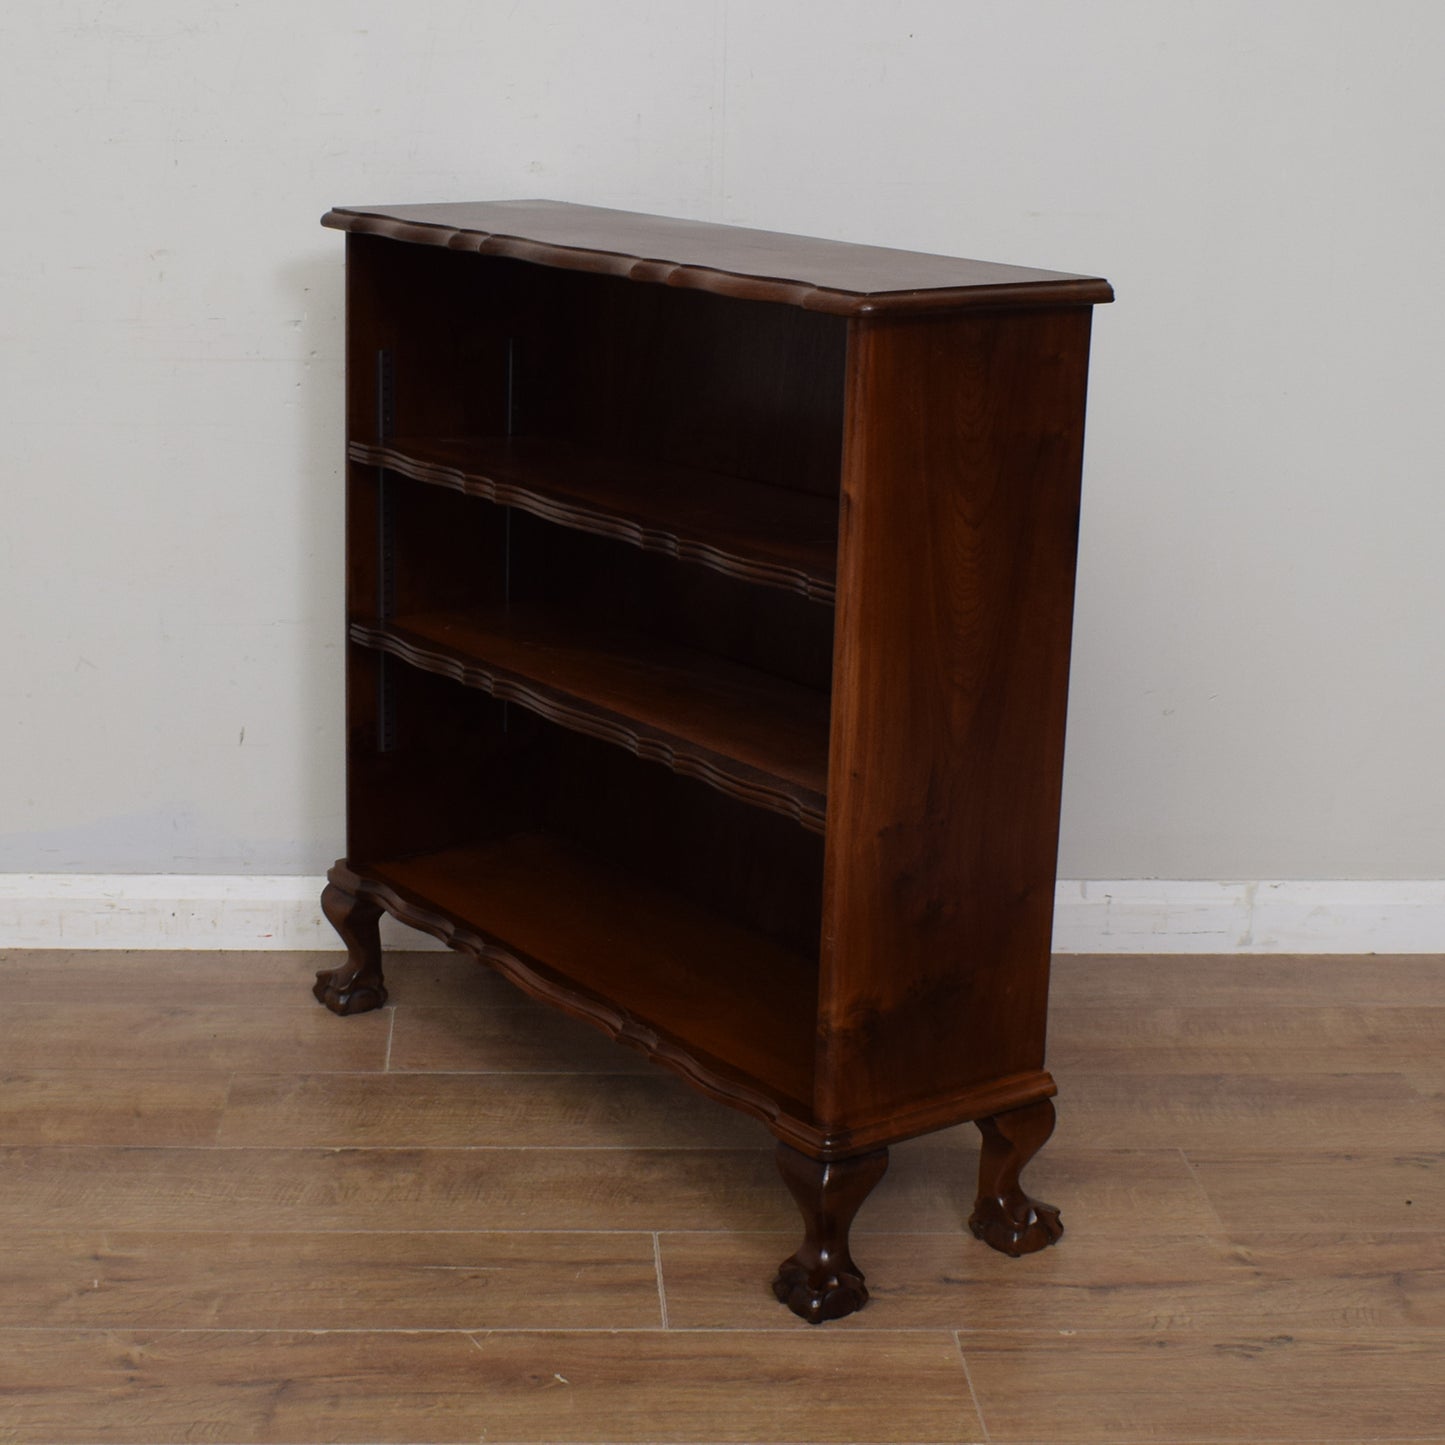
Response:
351,607,830,832
351,436,838,604
365,832,819,1117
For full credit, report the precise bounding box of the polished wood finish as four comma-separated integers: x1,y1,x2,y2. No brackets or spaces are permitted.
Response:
312,879,386,1014
322,198,1114,314
332,833,819,1124
320,202,1111,1320
772,1143,890,1323
969,1097,1064,1256
351,434,839,601
351,604,830,831
3,949,1444,1442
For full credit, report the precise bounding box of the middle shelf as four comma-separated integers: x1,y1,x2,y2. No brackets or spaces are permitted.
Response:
352,434,840,604
352,605,831,832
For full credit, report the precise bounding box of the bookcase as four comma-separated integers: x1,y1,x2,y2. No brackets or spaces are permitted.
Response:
314,200,1112,1321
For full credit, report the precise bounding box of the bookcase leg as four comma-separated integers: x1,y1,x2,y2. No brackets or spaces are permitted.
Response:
314,881,388,1015
969,1097,1063,1256
771,1143,889,1323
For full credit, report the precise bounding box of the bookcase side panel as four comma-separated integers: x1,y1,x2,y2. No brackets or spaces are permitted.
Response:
816,306,1097,1135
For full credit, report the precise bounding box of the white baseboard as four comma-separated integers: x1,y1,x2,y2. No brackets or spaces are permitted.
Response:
1050,879,1445,953
1,874,1442,953
0,875,445,952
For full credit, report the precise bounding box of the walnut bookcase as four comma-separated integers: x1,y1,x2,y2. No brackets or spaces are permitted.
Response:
315,200,1112,1322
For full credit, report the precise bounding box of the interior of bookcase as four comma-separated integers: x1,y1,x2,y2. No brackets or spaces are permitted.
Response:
341,236,848,1105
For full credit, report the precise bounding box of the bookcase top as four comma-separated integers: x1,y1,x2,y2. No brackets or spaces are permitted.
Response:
322,199,1113,316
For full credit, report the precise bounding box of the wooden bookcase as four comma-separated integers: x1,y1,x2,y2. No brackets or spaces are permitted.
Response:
314,200,1112,1322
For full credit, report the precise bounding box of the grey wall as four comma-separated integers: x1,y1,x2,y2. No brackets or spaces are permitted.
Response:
4,1,1442,879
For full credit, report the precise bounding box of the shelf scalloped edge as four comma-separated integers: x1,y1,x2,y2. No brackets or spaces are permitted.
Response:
351,621,828,835
351,441,836,605
331,858,822,1149
332,861,1057,1157
321,209,1115,316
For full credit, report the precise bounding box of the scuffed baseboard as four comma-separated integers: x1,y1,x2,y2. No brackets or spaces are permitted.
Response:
0,874,443,951
1,874,1442,953
1050,879,1445,953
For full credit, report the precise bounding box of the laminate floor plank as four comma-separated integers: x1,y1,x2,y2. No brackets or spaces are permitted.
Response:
0,1071,229,1146
0,1329,981,1444
3,949,1443,1445
0,949,518,1007
1186,1150,1444,1231
1,1231,662,1331
1048,1004,1445,1074
0,950,324,1005
1045,1071,1439,1151
661,1228,1445,1332
0,1003,390,1073
960,1329,1445,1442
1048,952,1445,1007
0,1144,1214,1238
1224,1230,1445,1328
218,1071,767,1149
0,1145,793,1233
883,1141,1223,1240
388,1004,657,1073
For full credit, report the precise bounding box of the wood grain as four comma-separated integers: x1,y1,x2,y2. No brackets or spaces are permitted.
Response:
1049,1004,1442,1073
868,1140,1224,1238
2,1231,662,1330
961,1330,1445,1442
1187,1150,1445,1232
353,434,839,602
1050,952,1445,1008
0,948,498,1007
217,1071,767,1149
817,307,1093,1131
387,1002,658,1074
0,1072,228,1146
358,835,821,1122
663,1227,1445,1333
1048,1071,1442,1151
3,950,1444,1443
352,607,830,831
0,1002,389,1072
0,1328,980,1444
323,197,1113,315
0,1145,795,1233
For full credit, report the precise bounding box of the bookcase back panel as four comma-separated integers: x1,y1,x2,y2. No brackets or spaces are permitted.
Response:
523,274,847,501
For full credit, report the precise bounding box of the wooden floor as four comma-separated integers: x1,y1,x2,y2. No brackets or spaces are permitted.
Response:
1,948,1441,1444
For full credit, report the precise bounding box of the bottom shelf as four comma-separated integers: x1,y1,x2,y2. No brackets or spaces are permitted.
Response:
358,832,819,1122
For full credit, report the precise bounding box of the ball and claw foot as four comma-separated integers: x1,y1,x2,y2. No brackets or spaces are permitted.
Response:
969,1096,1064,1258
314,880,387,1015
770,1144,889,1324
312,965,388,1015
772,1256,870,1324
968,1192,1064,1256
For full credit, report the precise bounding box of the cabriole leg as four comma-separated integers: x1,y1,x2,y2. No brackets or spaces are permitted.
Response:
314,881,388,1015
969,1096,1063,1256
771,1143,889,1323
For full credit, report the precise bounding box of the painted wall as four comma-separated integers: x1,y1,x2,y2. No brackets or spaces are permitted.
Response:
3,1,1441,879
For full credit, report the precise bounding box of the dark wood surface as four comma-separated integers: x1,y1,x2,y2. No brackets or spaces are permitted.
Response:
969,1097,1065,1256
350,606,830,832
338,834,819,1123
772,1144,890,1323
323,199,1113,315
352,434,839,602
322,201,1110,1321
817,307,1094,1138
